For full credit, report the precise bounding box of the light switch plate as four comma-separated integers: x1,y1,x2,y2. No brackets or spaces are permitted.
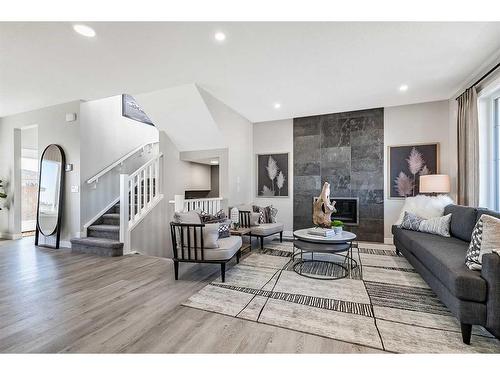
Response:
65,164,73,172
71,185,79,193
66,113,77,122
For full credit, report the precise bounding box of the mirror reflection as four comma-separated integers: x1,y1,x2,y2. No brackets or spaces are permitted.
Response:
38,145,63,236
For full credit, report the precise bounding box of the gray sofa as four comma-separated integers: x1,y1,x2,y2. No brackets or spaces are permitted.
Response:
392,204,500,344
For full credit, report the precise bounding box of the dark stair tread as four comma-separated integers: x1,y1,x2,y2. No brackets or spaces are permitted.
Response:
88,224,120,232
70,237,123,249
102,213,120,220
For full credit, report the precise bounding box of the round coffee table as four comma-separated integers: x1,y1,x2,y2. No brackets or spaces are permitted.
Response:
292,228,358,280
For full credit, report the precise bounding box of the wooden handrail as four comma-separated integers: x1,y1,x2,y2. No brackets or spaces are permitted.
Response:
86,141,159,184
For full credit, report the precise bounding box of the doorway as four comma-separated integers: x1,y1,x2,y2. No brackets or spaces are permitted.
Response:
20,126,38,235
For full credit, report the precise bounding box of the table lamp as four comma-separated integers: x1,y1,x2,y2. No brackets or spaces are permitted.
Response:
419,174,451,195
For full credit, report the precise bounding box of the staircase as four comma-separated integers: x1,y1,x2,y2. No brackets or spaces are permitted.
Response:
70,150,163,257
71,202,124,256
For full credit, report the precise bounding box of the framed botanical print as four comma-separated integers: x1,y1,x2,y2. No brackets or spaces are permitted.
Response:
388,143,440,199
256,153,289,197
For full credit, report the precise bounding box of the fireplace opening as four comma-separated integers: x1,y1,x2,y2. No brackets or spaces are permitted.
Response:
313,197,359,226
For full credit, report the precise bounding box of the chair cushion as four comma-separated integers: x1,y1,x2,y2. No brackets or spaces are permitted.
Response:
393,227,487,302
251,223,284,236
178,223,219,249
443,204,477,242
173,210,202,224
202,236,242,261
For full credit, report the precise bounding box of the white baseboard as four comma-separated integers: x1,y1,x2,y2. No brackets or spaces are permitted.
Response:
384,237,394,245
60,241,72,248
0,232,22,240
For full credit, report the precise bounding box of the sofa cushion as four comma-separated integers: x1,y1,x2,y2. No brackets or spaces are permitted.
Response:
393,227,486,302
202,236,242,261
251,223,284,236
392,225,415,252
444,204,477,242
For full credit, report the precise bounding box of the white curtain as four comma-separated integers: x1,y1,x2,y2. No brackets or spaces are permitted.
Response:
457,87,479,207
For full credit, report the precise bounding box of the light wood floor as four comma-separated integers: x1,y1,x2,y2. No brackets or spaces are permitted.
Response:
0,237,381,353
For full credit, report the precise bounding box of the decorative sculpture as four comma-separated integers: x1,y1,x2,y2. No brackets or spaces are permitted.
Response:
313,182,337,228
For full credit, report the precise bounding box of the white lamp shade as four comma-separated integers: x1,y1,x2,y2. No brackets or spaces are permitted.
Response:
419,174,451,193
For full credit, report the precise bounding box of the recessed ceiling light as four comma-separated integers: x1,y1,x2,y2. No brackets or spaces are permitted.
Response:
210,160,219,165
399,84,409,92
274,103,281,109
214,32,226,42
73,24,96,38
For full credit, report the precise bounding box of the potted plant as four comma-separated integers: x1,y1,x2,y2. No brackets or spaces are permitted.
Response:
331,220,344,235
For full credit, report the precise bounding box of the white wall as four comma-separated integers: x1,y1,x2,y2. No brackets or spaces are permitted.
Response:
79,95,159,229
199,88,253,206
0,101,81,243
186,162,211,190
384,100,453,243
253,119,294,236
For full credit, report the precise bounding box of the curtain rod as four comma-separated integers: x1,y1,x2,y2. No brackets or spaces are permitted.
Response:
457,61,500,99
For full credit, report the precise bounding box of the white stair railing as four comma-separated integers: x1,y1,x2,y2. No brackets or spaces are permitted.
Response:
86,141,159,186
120,153,164,253
172,195,224,215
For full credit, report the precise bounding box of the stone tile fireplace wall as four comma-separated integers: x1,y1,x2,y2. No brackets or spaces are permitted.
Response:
293,108,384,242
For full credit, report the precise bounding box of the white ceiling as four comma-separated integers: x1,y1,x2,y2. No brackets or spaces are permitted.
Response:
1,22,500,122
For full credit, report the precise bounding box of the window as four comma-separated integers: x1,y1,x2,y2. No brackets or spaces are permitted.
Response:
495,97,500,211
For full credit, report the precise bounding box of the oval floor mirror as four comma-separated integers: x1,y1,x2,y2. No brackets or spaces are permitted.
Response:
35,144,66,249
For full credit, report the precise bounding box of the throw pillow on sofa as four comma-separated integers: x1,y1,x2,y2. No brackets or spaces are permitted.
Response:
250,212,261,226
399,211,452,237
174,210,219,248
465,214,500,270
418,214,452,237
218,220,231,238
174,210,202,224
399,211,424,231
252,205,277,223
395,194,454,226
181,223,219,249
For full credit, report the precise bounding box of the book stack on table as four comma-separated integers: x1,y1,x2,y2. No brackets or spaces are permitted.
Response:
308,228,336,237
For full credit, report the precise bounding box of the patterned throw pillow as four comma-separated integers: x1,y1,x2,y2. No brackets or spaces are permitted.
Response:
199,209,227,224
253,205,274,223
215,209,227,220
399,211,424,231
418,214,452,237
218,220,231,239
466,214,500,270
270,206,278,223
399,211,452,237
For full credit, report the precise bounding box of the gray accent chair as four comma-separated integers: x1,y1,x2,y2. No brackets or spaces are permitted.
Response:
238,210,284,249
170,211,242,282
392,204,500,344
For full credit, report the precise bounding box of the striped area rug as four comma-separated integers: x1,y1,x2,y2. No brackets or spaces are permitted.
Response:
183,240,500,353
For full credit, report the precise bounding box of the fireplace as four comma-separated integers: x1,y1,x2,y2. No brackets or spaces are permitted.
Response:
312,197,359,225
331,197,359,225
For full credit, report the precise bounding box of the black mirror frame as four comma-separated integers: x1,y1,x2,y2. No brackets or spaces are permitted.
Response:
35,144,66,249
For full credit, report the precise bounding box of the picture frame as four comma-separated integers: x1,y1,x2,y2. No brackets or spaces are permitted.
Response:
256,153,289,197
387,142,440,199
122,94,155,126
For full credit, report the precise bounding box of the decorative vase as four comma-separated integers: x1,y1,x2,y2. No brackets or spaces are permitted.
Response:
230,207,239,224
